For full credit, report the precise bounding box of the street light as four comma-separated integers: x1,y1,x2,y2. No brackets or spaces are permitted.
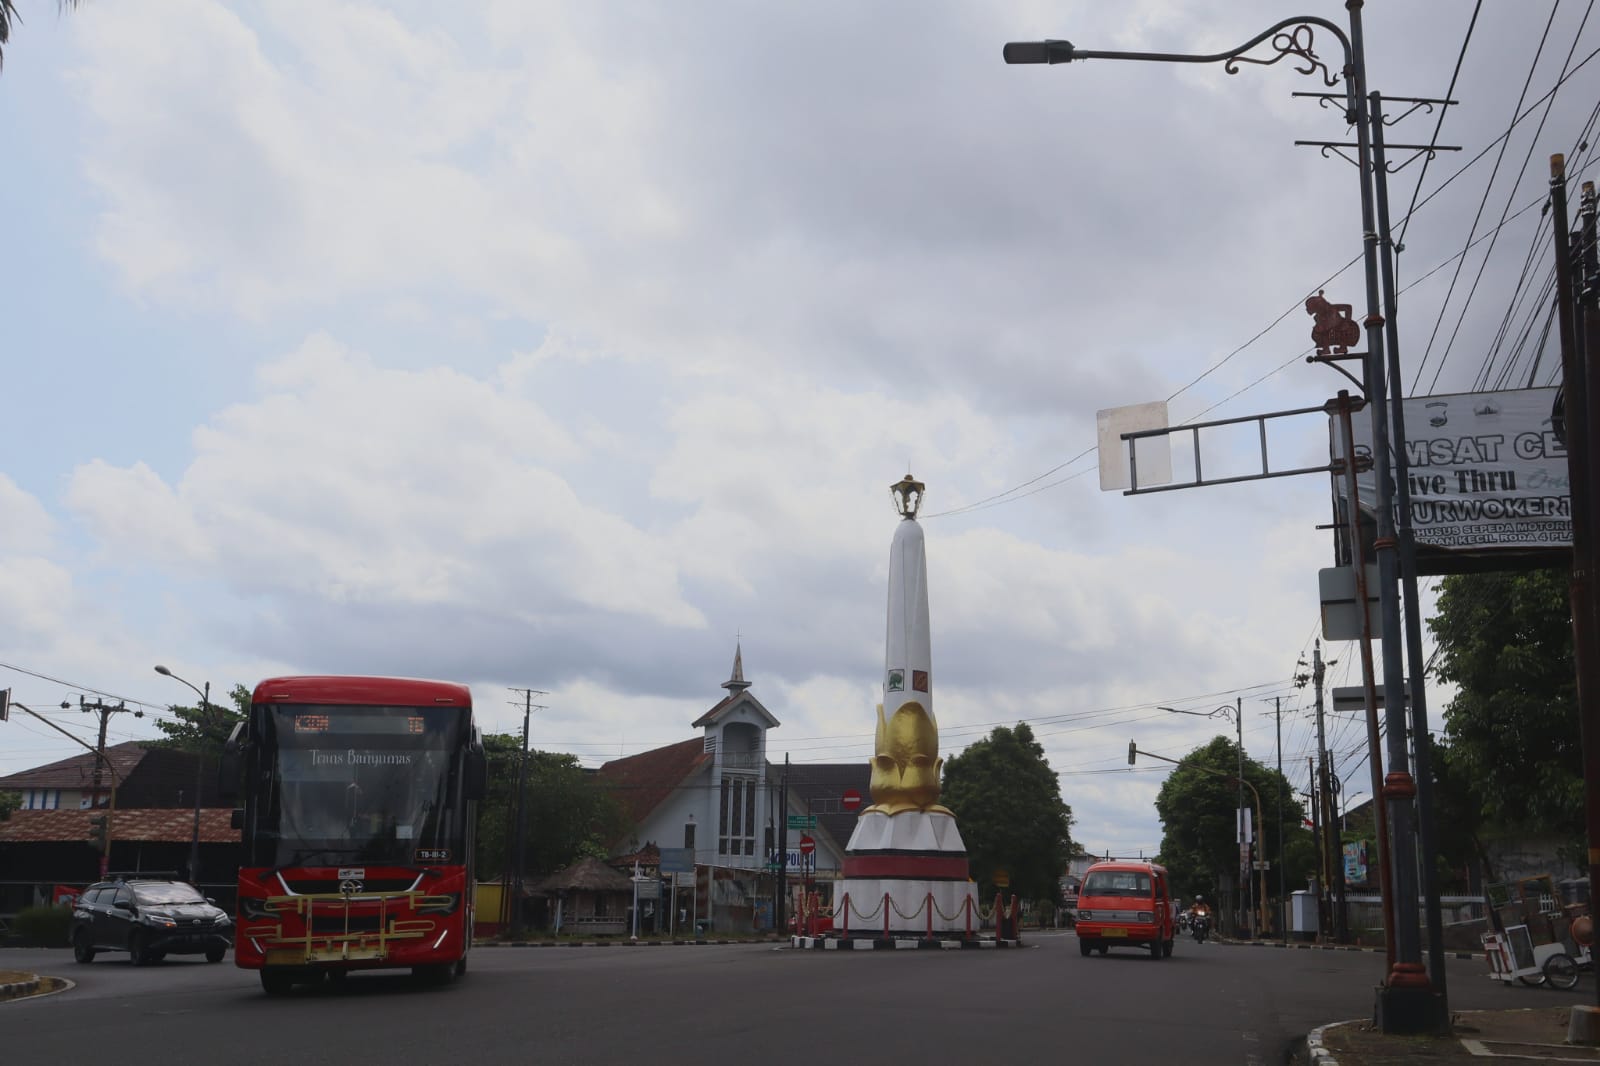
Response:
1005,5,1444,1034
1129,741,1267,940
1159,702,1250,933
154,665,211,887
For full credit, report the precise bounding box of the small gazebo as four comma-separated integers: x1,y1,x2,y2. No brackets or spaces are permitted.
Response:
535,856,635,936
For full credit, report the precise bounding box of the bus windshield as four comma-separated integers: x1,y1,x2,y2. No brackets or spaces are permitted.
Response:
259,704,466,868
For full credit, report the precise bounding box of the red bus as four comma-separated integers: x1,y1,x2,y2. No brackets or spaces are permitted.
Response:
221,676,487,995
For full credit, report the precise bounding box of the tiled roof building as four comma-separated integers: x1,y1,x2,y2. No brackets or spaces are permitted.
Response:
592,646,869,933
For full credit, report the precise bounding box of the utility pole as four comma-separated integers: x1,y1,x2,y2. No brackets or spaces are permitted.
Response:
1306,757,1323,935
1312,641,1345,941
1551,154,1600,1020
1235,695,1246,938
506,687,546,939
777,754,789,934
1271,696,1284,938
6,699,128,880
79,697,142,879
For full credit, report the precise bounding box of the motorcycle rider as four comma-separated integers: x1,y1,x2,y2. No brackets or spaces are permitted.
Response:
1187,895,1212,941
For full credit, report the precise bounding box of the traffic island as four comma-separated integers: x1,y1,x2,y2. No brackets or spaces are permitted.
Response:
0,970,44,1001
789,935,1022,950
0,971,39,999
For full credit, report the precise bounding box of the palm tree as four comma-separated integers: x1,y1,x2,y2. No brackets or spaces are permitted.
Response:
1,1,80,72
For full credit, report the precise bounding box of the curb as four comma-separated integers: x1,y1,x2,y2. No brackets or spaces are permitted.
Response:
790,935,1023,950
1234,939,1482,960
474,937,782,948
1305,1019,1358,1066
0,974,41,1002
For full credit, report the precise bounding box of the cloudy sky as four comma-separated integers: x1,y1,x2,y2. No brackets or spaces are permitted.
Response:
2,0,1592,859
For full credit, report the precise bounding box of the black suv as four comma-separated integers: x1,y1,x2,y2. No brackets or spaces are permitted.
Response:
69,879,233,965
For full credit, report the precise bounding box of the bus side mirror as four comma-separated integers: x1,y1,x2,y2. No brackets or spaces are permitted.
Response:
218,721,245,803
463,744,488,801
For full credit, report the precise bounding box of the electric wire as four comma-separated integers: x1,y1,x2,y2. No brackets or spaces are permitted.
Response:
1414,1,1567,392
1393,0,1484,260
1453,0,1596,394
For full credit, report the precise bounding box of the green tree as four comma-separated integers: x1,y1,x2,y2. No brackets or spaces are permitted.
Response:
474,735,627,879
1428,567,1581,851
148,683,249,757
0,789,19,821
1427,739,1495,890
1152,736,1306,905
1,1,81,73
941,723,1076,901
474,732,524,875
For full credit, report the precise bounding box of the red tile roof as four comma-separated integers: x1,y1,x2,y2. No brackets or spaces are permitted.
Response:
690,694,735,729
690,691,779,729
0,808,239,844
0,741,148,790
595,737,708,829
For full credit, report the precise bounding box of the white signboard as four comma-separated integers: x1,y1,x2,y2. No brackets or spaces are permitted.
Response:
1334,388,1570,551
1097,401,1173,491
1318,564,1381,641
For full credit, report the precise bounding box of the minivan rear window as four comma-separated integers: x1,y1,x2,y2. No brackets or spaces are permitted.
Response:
1082,871,1152,897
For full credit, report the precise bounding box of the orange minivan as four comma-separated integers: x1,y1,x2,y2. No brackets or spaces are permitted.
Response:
1074,860,1176,959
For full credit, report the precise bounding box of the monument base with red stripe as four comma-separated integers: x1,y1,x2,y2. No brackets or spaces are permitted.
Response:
837,810,978,937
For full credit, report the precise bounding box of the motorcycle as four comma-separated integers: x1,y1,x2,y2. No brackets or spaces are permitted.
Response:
1189,912,1210,944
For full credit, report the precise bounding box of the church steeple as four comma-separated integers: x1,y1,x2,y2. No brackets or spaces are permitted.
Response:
722,641,751,693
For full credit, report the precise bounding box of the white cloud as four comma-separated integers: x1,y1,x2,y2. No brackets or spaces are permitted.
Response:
11,0,1583,853
68,332,705,632
0,475,56,555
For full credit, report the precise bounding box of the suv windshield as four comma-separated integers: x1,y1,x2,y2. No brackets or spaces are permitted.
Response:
132,883,206,906
259,704,466,868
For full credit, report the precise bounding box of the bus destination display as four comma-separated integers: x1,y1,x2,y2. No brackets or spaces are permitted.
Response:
293,713,427,735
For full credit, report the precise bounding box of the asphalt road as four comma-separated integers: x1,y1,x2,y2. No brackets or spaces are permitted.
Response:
0,932,1572,1065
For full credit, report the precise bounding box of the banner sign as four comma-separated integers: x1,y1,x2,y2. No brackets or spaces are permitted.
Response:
658,847,694,875
1334,387,1570,551
1343,840,1369,886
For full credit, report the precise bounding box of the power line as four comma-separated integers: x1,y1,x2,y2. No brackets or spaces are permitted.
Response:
1443,0,1594,394
1394,0,1484,258
0,660,182,719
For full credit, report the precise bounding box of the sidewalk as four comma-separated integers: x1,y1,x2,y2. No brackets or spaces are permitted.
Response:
1308,1008,1600,1063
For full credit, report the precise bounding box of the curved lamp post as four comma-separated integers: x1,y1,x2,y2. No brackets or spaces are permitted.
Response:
1005,2,1442,1032
154,665,211,886
1157,703,1250,932
1129,741,1266,941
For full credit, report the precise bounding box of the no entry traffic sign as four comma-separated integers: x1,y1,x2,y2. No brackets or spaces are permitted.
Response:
841,788,862,812
798,834,816,856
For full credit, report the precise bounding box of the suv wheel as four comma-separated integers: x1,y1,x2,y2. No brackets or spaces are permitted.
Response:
72,928,96,964
205,945,227,963
129,930,153,966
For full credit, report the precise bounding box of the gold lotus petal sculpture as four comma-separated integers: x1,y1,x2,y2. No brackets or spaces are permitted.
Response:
865,700,951,815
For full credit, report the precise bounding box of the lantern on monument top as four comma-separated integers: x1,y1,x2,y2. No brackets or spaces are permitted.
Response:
890,473,925,519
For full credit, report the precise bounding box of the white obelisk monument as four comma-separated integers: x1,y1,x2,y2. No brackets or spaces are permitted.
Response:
837,474,978,937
